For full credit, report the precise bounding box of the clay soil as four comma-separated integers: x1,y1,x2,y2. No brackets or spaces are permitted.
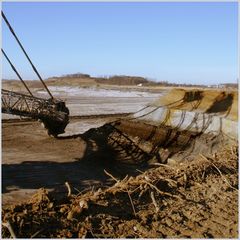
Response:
2,116,238,238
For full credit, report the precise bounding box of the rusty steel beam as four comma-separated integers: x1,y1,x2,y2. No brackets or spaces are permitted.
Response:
2,89,69,136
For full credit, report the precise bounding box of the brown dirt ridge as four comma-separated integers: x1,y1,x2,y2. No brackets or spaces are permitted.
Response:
2,145,238,238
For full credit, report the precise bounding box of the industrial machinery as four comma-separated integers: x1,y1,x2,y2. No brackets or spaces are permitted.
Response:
1,11,69,137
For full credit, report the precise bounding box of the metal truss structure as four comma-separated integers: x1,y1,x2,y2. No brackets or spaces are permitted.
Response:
2,11,70,137
2,89,69,136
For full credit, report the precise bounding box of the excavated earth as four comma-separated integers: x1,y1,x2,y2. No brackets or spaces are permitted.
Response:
2,88,238,238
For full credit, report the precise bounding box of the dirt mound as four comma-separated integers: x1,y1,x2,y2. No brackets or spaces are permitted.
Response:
2,145,238,238
152,88,238,121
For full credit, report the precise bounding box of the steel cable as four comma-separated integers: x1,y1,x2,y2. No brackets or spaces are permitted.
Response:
2,11,53,99
2,49,33,96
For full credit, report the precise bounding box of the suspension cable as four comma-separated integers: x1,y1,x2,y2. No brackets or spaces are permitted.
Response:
2,11,53,99
2,49,33,97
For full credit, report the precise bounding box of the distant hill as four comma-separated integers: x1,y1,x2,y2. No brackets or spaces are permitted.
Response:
46,73,209,88
95,75,151,85
2,73,237,90
46,73,158,86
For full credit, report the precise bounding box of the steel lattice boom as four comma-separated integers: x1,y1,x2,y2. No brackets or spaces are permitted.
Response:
2,11,70,137
2,89,69,136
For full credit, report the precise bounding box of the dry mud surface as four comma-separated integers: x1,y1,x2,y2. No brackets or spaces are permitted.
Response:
2,119,238,238
2,88,238,238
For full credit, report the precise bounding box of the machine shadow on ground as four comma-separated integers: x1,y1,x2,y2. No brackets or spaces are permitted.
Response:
2,90,235,202
2,124,150,197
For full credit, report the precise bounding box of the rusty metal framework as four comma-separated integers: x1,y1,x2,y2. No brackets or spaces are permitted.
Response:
2,11,70,137
2,89,69,136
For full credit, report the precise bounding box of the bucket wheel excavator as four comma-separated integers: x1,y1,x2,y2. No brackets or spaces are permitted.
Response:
1,11,69,137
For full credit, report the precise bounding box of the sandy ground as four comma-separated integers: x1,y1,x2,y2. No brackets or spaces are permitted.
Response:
40,86,162,117
2,121,238,238
2,118,111,206
2,87,160,205
2,86,238,238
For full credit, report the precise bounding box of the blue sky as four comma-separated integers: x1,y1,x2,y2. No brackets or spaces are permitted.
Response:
2,2,238,84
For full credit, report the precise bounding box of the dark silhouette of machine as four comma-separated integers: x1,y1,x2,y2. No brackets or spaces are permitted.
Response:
1,11,69,137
